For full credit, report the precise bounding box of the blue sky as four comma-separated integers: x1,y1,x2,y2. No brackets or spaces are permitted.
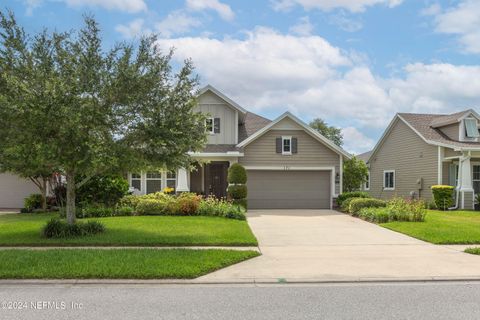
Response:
7,0,480,153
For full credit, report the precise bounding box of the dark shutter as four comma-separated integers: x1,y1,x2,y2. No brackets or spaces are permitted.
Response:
292,137,298,154
276,138,282,153
214,118,220,133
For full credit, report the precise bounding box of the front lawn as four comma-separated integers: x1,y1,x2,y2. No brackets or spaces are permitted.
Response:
381,210,480,244
0,213,257,246
0,249,259,279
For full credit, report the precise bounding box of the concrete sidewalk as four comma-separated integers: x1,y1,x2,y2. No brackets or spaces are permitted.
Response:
198,209,480,283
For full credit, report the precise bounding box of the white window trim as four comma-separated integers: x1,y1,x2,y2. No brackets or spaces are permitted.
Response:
166,171,177,189
205,117,215,135
364,171,370,191
129,173,142,192
460,117,479,142
282,136,292,155
383,170,395,190
146,171,163,194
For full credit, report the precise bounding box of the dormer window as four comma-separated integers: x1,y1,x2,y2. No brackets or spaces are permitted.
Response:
464,118,479,138
282,136,292,155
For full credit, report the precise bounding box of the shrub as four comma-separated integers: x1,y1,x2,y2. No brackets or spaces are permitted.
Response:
431,185,454,210
116,206,134,216
136,199,167,215
76,175,129,206
24,194,43,212
227,185,247,199
42,218,105,238
387,197,426,222
119,194,142,209
228,163,247,184
340,197,361,212
232,198,248,210
177,193,201,215
337,191,370,207
81,205,115,218
348,198,386,215
197,197,246,220
358,207,390,223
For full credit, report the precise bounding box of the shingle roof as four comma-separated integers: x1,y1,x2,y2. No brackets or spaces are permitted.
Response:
398,111,480,149
356,150,372,162
429,110,472,127
202,144,240,153
238,112,272,142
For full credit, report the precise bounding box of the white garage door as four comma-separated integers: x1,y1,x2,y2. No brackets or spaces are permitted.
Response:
247,170,331,209
0,173,38,208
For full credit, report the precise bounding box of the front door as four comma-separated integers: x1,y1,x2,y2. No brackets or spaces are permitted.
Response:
205,162,229,199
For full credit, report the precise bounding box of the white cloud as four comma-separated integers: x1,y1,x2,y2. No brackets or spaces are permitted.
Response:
342,127,375,154
328,12,363,32
25,0,147,13
271,0,403,13
155,11,202,38
157,27,480,152
115,19,151,39
186,0,235,21
65,0,147,13
289,16,314,36
431,0,480,54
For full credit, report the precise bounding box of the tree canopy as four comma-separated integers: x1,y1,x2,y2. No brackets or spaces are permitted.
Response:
309,118,343,147
0,11,206,223
343,156,369,193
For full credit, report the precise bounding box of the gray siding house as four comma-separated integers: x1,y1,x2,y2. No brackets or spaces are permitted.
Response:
364,109,480,209
127,85,351,209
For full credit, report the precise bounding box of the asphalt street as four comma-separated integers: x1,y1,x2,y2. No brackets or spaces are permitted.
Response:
1,281,480,320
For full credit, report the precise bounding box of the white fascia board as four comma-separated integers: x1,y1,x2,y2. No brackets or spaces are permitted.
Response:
188,152,244,157
236,111,352,159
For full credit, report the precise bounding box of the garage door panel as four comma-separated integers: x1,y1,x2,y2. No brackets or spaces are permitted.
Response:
247,170,331,209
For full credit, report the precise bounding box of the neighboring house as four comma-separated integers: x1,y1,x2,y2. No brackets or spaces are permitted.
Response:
364,109,480,209
127,85,351,209
0,173,38,208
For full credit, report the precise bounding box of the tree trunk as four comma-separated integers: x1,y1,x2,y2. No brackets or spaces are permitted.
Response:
66,171,76,225
40,178,47,211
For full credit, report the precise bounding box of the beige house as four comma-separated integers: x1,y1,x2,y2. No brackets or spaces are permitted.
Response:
364,109,480,209
127,85,351,209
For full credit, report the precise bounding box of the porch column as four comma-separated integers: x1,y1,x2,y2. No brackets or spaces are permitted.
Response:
176,167,189,192
459,152,474,209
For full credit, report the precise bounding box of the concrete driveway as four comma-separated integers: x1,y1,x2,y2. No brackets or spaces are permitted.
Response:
200,209,480,282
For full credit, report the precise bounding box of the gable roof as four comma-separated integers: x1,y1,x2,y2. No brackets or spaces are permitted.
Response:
236,111,351,158
430,109,480,128
368,109,480,163
356,150,372,162
238,112,272,142
198,85,247,115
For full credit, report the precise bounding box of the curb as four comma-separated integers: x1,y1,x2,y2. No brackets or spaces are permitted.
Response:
2,276,480,286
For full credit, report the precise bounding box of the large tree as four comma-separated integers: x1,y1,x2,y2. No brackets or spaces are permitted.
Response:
309,118,343,146
0,11,206,224
343,156,368,192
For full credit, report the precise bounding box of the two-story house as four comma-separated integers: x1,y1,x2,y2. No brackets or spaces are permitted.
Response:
127,85,351,209
364,109,480,209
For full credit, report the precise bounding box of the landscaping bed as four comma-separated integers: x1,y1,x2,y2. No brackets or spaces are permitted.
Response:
0,249,260,279
0,213,258,246
381,210,480,244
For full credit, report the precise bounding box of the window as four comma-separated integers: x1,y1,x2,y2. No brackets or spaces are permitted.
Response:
364,171,370,191
473,165,480,196
465,118,479,138
282,136,292,155
205,118,214,134
131,173,141,191
146,171,162,194
383,170,395,190
166,171,176,189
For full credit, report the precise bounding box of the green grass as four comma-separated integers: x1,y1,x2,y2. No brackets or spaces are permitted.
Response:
465,247,480,255
0,213,257,246
0,249,259,279
381,210,480,244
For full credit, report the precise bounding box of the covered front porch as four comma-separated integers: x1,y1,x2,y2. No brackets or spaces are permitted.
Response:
441,149,480,209
127,155,240,199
